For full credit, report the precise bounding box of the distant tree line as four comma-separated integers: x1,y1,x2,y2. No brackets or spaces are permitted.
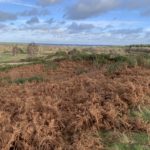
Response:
125,44,150,54
127,44,150,48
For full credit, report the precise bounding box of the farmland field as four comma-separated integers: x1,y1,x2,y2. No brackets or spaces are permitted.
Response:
0,44,150,150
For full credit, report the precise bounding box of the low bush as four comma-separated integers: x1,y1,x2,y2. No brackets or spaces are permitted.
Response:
107,62,126,74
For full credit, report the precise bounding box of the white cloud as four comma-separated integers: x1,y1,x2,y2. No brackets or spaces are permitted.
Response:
66,0,150,19
0,10,17,21
0,0,39,8
66,0,120,19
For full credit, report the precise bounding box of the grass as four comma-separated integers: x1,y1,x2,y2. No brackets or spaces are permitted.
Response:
130,106,150,122
46,51,68,61
0,76,44,85
0,48,149,72
13,76,44,84
0,63,34,72
0,65,14,72
109,143,150,150
1,50,150,75
99,104,150,150
99,130,150,150
0,53,27,63
107,62,125,74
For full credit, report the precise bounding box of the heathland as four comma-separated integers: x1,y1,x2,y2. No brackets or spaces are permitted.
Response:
0,43,149,150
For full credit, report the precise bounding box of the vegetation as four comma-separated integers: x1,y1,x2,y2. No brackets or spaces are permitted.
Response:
0,44,149,149
13,76,44,84
99,131,150,150
0,76,44,85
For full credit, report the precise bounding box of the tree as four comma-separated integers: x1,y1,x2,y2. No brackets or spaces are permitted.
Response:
12,45,18,56
27,43,39,58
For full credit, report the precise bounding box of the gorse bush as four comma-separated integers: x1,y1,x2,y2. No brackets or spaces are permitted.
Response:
112,55,128,62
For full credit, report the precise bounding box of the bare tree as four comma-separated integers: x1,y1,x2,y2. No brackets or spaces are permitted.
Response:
12,45,18,56
27,43,39,58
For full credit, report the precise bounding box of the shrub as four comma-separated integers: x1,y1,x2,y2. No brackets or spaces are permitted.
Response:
55,51,67,57
126,56,137,67
93,54,111,67
107,62,125,74
68,48,79,56
112,55,128,63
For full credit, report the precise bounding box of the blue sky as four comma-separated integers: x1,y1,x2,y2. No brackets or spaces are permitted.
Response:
0,0,150,45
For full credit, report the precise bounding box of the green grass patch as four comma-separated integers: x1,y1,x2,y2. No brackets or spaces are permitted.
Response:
107,62,126,74
0,76,44,85
0,53,27,63
0,63,34,72
99,130,150,150
0,65,14,72
130,106,150,122
109,143,150,150
20,56,45,63
46,51,68,60
13,76,44,84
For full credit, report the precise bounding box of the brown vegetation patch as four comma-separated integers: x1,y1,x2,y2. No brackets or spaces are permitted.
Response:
0,60,149,149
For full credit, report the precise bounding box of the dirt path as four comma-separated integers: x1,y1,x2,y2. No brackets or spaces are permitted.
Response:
0,62,32,66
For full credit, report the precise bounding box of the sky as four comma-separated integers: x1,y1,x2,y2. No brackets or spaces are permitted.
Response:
0,0,150,45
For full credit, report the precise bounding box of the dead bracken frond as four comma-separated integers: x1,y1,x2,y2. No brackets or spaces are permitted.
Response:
0,59,149,149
